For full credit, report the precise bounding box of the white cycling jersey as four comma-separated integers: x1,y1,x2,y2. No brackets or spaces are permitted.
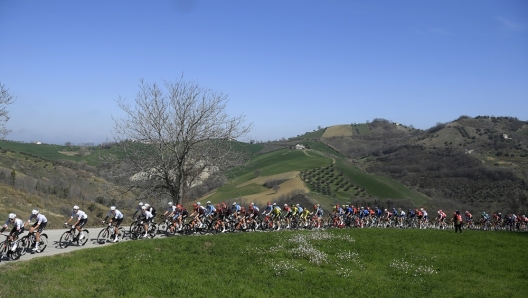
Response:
4,218,24,230
28,214,48,225
141,210,153,220
71,210,88,220
107,210,124,219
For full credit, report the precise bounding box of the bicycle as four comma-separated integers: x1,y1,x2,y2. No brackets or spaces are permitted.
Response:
0,234,23,262
157,216,173,236
97,222,125,244
130,220,157,239
59,224,90,248
19,231,48,253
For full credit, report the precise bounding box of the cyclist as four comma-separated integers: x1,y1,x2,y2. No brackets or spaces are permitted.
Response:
172,204,188,232
283,204,293,228
464,211,473,227
420,208,428,229
271,203,282,230
314,204,324,228
24,209,48,251
235,206,248,230
296,204,303,216
137,205,154,238
399,208,406,228
103,206,124,242
144,203,157,221
65,205,88,240
214,203,228,233
1,213,25,252
300,206,312,227
204,201,217,221
248,203,260,228
262,202,273,217
437,210,446,229
163,202,176,218
133,202,144,218
375,207,383,218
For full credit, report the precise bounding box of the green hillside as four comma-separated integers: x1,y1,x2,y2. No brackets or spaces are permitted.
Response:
2,229,526,297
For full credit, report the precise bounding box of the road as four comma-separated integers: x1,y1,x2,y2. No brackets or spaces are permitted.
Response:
0,226,160,265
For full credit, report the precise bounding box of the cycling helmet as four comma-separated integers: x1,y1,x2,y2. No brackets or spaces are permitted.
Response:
32,209,39,215
296,203,299,207
284,204,288,207
110,206,116,211
273,203,277,206
139,202,144,206
144,203,150,207
250,202,254,206
141,206,147,210
197,202,202,206
168,202,173,206
8,213,16,219
232,202,237,206
207,201,211,204
73,205,79,210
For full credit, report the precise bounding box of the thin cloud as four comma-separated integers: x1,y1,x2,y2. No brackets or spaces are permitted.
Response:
495,17,527,31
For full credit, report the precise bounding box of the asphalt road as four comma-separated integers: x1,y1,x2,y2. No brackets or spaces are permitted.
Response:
0,226,158,265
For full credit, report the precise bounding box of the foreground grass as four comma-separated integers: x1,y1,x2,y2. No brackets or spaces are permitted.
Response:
2,229,527,297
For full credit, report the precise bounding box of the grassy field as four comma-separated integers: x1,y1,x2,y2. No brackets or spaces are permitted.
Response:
322,124,353,138
1,229,526,297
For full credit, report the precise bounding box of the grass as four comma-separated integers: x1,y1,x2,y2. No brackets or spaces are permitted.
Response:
1,229,527,297
334,159,430,205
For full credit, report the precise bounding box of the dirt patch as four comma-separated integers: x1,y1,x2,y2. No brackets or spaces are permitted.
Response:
322,125,353,138
235,177,310,206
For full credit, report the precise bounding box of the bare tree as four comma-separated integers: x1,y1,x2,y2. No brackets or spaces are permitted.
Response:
273,184,280,193
112,78,252,205
0,82,15,139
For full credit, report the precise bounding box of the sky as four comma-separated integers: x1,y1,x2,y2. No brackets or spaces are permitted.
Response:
0,0,527,145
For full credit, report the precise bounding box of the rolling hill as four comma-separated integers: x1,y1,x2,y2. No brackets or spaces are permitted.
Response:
1,115,527,219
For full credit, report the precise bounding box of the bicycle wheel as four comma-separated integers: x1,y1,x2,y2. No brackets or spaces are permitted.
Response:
10,244,22,260
79,229,90,246
38,234,48,252
118,227,126,241
19,236,29,256
147,224,157,238
129,220,138,234
97,228,110,244
59,231,72,248
157,220,168,234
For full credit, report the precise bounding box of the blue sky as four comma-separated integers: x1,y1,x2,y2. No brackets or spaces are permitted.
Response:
1,0,527,145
